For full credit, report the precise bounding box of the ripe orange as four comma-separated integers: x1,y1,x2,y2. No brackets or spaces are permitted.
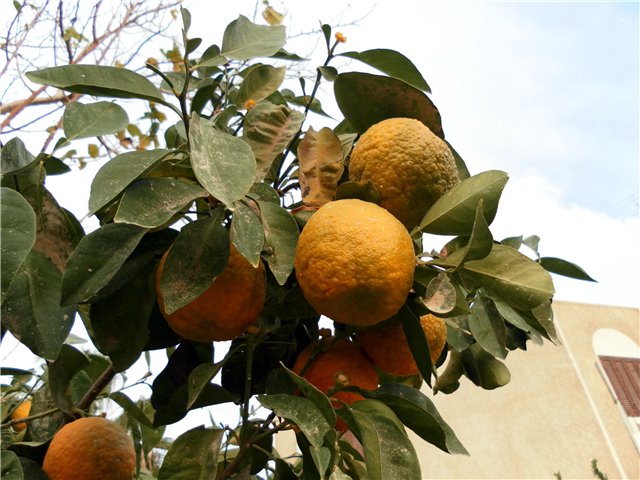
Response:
42,417,135,480
349,117,460,230
293,339,379,431
357,314,448,377
10,399,31,432
294,199,415,327
156,244,266,342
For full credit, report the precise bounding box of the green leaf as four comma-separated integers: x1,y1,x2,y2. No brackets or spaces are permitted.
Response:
340,400,421,480
433,349,465,394
89,261,155,371
196,44,225,68
47,344,89,413
334,180,381,204
1,188,36,303
370,383,468,455
339,49,431,92
468,295,508,359
258,201,299,285
415,170,509,235
190,114,256,207
109,391,153,428
237,64,286,104
461,244,555,310
539,257,596,282
114,178,207,228
61,223,148,305
242,102,304,182
334,72,443,137
397,305,433,387
1,250,74,360
1,137,37,175
62,102,129,141
230,201,264,267
0,450,23,479
26,65,166,104
89,149,170,215
221,15,286,60
158,426,224,480
445,141,471,180
258,394,331,448
159,217,229,314
492,299,533,333
282,365,337,428
187,362,225,410
461,344,511,390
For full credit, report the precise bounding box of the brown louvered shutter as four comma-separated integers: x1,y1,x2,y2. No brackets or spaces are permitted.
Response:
598,355,640,417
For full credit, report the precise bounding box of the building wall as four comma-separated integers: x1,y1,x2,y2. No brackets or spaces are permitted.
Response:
418,301,639,480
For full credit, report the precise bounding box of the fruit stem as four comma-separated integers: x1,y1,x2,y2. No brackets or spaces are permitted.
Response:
239,333,256,444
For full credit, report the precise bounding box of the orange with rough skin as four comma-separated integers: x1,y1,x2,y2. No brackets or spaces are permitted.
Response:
293,339,379,431
42,417,135,480
10,399,31,432
357,314,448,377
294,199,415,327
349,117,460,230
156,245,266,342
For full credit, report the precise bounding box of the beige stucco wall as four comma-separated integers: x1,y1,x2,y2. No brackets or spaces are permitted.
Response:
418,301,639,480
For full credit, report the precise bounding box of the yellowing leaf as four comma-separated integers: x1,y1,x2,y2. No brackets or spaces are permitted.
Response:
297,127,344,207
262,6,284,26
88,144,99,158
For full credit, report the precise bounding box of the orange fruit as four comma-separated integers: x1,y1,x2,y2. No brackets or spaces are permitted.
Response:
294,199,415,327
349,117,460,230
156,244,266,342
10,399,31,432
42,417,135,480
293,339,379,431
357,314,448,377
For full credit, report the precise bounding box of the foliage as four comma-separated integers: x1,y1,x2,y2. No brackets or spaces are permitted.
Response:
0,5,594,479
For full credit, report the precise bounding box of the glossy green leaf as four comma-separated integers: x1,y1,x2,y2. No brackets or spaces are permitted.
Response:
492,299,532,333
398,305,433,387
532,301,559,344
89,149,170,215
0,450,23,479
1,250,74,360
341,400,421,480
258,394,331,448
282,365,337,427
468,295,508,359
1,188,36,302
190,114,256,207
370,383,468,455
159,217,229,314
26,65,166,104
258,201,299,285
158,426,223,480
242,102,304,182
461,244,555,310
61,223,147,305
230,201,264,267
62,102,128,141
221,15,286,60
114,178,207,228
539,257,596,282
237,64,286,104
415,170,509,235
334,72,443,137
196,44,225,68
339,49,431,92
89,261,155,371
446,141,471,180
187,362,225,410
1,137,37,175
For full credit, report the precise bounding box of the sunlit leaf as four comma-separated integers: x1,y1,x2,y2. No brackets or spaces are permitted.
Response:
221,15,286,60
468,295,508,359
230,201,264,267
237,64,286,104
190,114,256,207
242,102,304,182
258,201,299,285
539,257,596,282
158,426,223,480
297,127,344,207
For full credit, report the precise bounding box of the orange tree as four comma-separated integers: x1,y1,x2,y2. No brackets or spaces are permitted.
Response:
0,7,595,479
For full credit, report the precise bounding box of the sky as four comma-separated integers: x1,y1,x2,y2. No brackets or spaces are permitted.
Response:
1,0,638,439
